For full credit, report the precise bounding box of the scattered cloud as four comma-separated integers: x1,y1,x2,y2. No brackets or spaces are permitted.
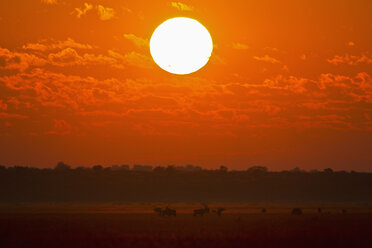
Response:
0,113,28,120
348,41,355,47
0,100,7,111
328,54,372,65
122,6,133,14
124,51,153,69
48,47,84,66
47,47,123,68
108,50,153,69
73,3,93,18
73,3,115,21
0,47,46,71
232,42,249,50
0,64,371,140
41,0,58,4
23,38,94,52
171,2,194,11
1,39,153,72
253,55,281,64
264,47,279,52
97,5,115,21
45,119,73,135
123,34,149,48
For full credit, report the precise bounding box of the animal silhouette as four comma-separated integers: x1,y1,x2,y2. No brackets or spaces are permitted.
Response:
193,203,210,216
163,207,176,216
291,208,303,215
154,207,164,216
212,207,226,216
215,208,226,216
318,208,322,214
261,208,267,213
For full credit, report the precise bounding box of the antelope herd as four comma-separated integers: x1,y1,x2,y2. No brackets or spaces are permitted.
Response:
153,205,349,217
154,206,177,216
193,204,210,216
154,204,226,217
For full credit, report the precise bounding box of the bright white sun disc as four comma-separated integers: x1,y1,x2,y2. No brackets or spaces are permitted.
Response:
150,17,213,75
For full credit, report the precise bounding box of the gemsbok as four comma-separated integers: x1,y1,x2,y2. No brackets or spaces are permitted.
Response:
193,204,210,216
215,208,226,216
154,207,164,216
163,207,176,217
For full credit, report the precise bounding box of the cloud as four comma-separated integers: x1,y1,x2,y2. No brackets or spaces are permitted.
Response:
1,35,371,139
0,100,7,111
122,51,153,69
232,42,249,50
253,55,281,64
108,50,153,69
0,47,46,71
122,6,133,14
0,113,28,119
264,47,279,52
73,3,93,18
0,69,122,113
41,0,58,4
171,2,194,11
47,48,122,68
97,5,115,21
48,48,83,66
45,119,72,135
1,66,371,140
23,38,94,52
73,4,115,21
328,54,372,65
123,34,149,48
348,41,355,47
2,39,153,72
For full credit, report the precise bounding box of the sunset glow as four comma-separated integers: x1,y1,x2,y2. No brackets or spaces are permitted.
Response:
0,1,371,171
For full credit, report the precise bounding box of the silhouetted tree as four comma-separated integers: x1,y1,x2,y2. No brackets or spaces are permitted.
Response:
92,165,103,172
133,165,153,171
185,164,202,171
55,162,71,171
247,166,268,174
290,167,304,173
166,165,176,173
0,164,371,203
324,168,334,174
153,166,166,173
75,166,86,172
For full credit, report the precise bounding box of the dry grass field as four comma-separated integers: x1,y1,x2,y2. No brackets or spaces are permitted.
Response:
1,203,372,248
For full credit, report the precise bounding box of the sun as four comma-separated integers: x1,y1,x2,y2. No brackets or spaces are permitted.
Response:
150,17,213,75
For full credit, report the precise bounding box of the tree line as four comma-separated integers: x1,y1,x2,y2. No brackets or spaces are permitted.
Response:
0,162,371,203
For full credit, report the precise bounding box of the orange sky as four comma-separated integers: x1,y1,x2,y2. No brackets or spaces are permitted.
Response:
0,0,371,170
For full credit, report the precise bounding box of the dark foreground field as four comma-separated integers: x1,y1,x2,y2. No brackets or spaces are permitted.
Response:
1,210,372,248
